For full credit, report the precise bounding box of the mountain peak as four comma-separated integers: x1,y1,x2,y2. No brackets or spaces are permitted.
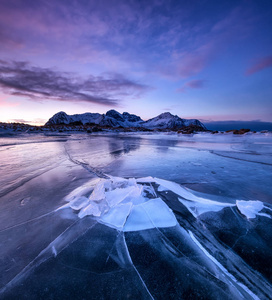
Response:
157,112,175,119
45,110,205,131
106,110,124,121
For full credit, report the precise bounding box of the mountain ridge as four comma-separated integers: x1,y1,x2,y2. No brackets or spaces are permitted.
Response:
45,110,206,130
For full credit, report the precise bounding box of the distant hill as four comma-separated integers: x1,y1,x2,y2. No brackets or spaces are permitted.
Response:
45,110,206,130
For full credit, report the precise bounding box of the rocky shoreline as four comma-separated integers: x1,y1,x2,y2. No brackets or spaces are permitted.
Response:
1,121,270,135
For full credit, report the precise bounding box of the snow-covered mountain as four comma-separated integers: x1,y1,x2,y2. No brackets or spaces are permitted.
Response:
45,110,206,130
46,110,144,128
143,112,204,129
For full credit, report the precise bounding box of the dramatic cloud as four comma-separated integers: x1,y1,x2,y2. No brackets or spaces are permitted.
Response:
0,61,150,105
246,56,272,75
0,0,256,80
177,79,206,93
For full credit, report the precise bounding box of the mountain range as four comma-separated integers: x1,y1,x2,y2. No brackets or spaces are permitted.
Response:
46,110,206,130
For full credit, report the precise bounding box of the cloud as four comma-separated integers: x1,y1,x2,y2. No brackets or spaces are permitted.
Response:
7,118,46,125
246,56,272,75
0,0,267,82
0,61,150,105
177,79,206,93
8,118,31,124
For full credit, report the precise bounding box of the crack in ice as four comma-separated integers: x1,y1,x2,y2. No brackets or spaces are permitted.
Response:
123,234,155,300
188,230,260,300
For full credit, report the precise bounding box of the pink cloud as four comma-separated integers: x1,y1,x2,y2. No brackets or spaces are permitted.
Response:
177,79,206,93
246,56,272,75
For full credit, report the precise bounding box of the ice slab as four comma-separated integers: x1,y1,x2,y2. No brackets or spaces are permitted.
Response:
78,201,101,218
153,177,234,217
69,196,89,210
179,198,234,218
123,198,177,232
100,203,132,229
236,200,271,219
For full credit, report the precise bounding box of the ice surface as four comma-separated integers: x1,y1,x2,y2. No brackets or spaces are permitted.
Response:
188,230,259,300
1,132,272,299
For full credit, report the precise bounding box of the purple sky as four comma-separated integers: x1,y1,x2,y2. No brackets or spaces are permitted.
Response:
0,0,271,126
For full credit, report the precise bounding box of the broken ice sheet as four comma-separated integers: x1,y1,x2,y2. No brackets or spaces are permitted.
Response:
1,175,272,299
61,176,178,231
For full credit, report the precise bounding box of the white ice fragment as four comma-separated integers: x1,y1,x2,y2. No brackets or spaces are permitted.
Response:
236,200,264,219
136,176,155,183
126,194,147,205
179,198,234,218
100,202,132,230
89,179,106,202
154,177,212,202
78,201,101,218
110,177,130,189
69,196,89,210
128,177,137,187
64,178,100,202
124,198,177,232
105,186,135,207
154,177,234,217
157,185,169,192
131,184,143,197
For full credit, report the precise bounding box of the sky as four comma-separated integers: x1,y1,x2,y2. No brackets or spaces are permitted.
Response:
0,0,271,129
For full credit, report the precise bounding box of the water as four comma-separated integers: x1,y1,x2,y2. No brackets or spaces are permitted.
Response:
0,132,272,299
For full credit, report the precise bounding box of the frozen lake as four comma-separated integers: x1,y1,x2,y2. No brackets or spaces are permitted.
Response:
0,132,272,299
